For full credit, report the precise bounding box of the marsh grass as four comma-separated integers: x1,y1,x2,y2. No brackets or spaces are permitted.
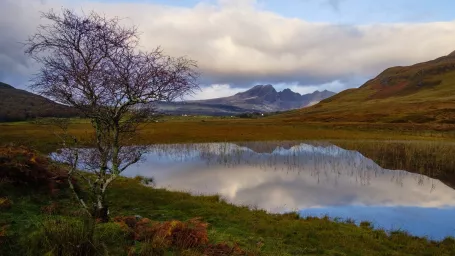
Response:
2,119,455,153
144,141,448,191
335,140,455,187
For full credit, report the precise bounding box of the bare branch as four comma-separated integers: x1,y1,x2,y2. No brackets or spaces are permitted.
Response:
25,8,198,221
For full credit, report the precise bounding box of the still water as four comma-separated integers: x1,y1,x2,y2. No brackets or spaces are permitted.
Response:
122,142,455,240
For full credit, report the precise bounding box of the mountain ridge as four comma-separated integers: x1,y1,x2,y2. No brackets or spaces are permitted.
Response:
157,85,335,116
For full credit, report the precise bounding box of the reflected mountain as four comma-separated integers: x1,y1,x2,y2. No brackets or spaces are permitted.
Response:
122,142,455,239
230,140,455,191
233,141,331,154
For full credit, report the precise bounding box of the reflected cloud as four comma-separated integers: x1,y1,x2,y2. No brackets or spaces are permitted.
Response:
110,141,455,239
124,142,455,212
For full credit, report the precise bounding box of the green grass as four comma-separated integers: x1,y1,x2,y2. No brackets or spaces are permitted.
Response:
1,143,455,255
3,174,455,256
3,120,455,255
109,178,455,255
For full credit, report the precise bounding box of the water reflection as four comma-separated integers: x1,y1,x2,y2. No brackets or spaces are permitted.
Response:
122,142,455,240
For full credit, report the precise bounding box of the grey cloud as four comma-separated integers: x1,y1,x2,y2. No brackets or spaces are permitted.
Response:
0,37,36,87
198,70,356,88
0,0,42,88
1,0,455,92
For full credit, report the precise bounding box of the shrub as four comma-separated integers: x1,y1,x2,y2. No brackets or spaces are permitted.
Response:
0,225,8,245
204,242,246,256
95,222,130,253
0,197,12,210
155,218,209,249
133,175,155,186
281,212,300,220
344,218,356,225
441,237,455,248
41,202,59,215
0,146,69,193
136,239,167,256
114,216,211,252
360,221,373,229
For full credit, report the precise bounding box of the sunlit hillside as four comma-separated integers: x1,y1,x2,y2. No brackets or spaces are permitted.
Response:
281,51,455,123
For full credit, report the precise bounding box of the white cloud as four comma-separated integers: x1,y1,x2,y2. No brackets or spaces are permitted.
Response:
187,84,245,100
274,80,348,94
126,143,455,212
1,0,455,93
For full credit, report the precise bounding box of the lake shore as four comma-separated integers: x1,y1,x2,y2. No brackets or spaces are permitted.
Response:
2,145,455,255
2,120,455,255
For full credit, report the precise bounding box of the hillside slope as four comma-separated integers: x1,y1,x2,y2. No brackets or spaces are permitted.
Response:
282,51,455,123
0,82,78,122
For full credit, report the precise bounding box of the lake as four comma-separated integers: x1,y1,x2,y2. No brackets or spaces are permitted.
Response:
120,141,455,240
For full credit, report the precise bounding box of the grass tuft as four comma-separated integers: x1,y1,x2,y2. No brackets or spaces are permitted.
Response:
23,217,107,256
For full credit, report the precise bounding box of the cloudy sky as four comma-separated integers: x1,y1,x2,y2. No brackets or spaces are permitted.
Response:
1,0,455,99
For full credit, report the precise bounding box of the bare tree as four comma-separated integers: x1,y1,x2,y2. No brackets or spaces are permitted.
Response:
25,9,199,221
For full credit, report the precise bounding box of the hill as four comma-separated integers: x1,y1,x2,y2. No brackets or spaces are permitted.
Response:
156,85,335,116
281,51,455,123
0,82,78,122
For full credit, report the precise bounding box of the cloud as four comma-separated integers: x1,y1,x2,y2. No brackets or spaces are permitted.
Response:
0,0,42,87
274,80,348,94
126,143,455,212
1,0,455,94
187,84,244,100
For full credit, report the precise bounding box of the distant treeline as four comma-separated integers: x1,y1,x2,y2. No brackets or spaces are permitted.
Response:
236,111,283,118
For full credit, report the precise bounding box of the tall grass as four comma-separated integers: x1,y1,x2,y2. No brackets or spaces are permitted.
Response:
336,140,455,185
144,141,448,189
24,217,106,256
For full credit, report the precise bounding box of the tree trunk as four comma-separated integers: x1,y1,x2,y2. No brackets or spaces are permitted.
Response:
93,194,109,223
94,206,109,223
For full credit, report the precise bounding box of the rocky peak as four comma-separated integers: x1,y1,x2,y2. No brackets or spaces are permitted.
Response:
237,84,278,102
278,88,302,101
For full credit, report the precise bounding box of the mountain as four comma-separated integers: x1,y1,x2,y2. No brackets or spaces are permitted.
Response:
281,51,455,123
156,85,335,116
0,82,78,122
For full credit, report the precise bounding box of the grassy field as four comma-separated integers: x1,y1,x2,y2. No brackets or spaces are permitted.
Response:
2,146,455,256
2,119,455,255
2,117,455,153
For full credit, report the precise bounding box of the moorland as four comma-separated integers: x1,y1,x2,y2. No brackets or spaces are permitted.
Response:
2,48,455,256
